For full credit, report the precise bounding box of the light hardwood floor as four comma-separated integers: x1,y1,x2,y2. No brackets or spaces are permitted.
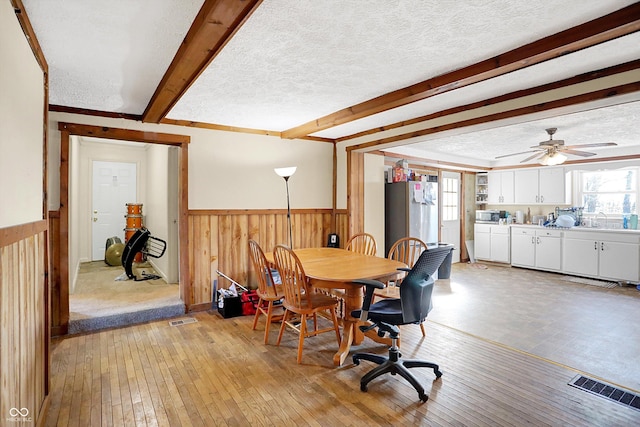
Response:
46,263,640,426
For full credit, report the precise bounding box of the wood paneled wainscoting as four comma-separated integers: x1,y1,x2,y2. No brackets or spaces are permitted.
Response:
188,209,348,309
0,220,50,425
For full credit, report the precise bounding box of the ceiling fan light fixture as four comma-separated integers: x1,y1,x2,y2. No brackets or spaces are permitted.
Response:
539,151,567,166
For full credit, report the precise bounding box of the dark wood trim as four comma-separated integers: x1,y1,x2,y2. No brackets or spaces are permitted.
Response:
349,81,640,151
50,105,142,121
0,220,47,247
11,0,48,72
161,118,281,137
282,4,640,139
376,150,491,172
179,142,190,305
346,151,365,238
59,131,70,329
331,143,337,233
188,208,339,216
159,118,335,143
58,122,190,145
337,60,640,143
142,0,263,123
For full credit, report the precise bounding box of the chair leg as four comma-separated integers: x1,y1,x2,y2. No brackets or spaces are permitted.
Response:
353,352,387,366
330,308,341,345
252,298,264,330
353,342,441,402
276,309,290,346
402,359,443,378
263,301,273,345
297,314,307,364
419,322,426,337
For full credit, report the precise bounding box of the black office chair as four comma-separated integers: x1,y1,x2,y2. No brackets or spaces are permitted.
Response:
351,246,452,402
121,228,167,281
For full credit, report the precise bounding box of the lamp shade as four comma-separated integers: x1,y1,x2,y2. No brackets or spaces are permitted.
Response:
274,166,297,178
539,152,567,166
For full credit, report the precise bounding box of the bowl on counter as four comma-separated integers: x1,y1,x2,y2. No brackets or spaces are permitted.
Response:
555,215,575,228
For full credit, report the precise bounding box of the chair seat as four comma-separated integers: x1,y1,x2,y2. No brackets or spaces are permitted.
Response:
284,292,339,313
352,298,404,325
257,284,285,302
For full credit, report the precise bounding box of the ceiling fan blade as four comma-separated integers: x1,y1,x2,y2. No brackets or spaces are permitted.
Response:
562,149,596,157
495,149,541,159
520,152,545,163
563,142,617,149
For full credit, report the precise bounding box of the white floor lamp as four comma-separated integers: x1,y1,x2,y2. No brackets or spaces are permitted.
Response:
274,166,297,249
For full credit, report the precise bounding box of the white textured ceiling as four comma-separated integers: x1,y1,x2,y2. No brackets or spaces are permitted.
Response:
20,0,640,167
22,0,204,113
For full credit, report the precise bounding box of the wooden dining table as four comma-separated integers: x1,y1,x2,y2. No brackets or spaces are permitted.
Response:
266,247,406,366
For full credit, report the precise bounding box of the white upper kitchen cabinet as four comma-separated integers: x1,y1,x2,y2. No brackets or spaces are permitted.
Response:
514,167,568,204
487,171,514,204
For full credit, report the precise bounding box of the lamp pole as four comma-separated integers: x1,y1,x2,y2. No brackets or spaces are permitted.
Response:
284,175,293,249
274,167,297,249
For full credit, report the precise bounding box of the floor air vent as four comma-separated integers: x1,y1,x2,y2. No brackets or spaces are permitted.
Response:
569,375,640,411
169,317,197,327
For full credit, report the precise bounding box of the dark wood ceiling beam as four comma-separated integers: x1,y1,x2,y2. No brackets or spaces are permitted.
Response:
58,122,190,145
336,59,640,142
142,0,263,123
282,3,640,139
348,81,640,152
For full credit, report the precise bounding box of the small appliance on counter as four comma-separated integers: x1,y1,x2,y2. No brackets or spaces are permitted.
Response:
515,210,524,224
476,210,500,223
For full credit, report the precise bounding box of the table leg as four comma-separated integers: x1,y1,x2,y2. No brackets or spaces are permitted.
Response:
333,319,355,366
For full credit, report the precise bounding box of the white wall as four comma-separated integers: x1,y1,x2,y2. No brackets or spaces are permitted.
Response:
364,153,386,256
145,144,179,283
335,141,386,252
0,2,44,227
48,113,334,211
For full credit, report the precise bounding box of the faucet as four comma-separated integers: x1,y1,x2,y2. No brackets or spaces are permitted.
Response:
595,212,608,229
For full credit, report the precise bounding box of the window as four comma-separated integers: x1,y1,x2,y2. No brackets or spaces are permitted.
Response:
578,168,638,215
442,177,459,221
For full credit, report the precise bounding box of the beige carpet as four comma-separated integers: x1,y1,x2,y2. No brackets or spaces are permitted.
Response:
70,261,182,320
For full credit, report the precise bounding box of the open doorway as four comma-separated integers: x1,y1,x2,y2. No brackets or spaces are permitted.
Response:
56,123,191,336
441,171,461,264
68,137,182,333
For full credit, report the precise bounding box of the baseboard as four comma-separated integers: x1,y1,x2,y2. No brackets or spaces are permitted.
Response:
188,302,211,312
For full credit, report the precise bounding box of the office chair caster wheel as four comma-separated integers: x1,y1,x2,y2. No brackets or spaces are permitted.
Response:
419,393,428,402
435,369,443,378
360,383,368,392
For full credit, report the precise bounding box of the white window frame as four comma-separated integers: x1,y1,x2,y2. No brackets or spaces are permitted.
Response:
575,167,639,219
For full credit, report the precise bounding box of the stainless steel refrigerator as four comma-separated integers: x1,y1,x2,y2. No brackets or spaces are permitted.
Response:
385,177,439,255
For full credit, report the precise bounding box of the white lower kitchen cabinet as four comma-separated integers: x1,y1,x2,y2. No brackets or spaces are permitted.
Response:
475,224,510,263
562,231,640,282
474,224,491,260
511,227,562,271
490,227,510,263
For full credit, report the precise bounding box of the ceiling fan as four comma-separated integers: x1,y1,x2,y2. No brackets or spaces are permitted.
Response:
495,128,617,165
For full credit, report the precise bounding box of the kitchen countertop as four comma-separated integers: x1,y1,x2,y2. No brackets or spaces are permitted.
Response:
508,223,640,234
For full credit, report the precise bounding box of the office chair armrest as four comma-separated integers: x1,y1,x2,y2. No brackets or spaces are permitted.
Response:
353,279,384,315
353,278,385,290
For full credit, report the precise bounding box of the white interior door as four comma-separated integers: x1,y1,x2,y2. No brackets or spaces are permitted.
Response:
92,161,137,261
441,171,461,263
